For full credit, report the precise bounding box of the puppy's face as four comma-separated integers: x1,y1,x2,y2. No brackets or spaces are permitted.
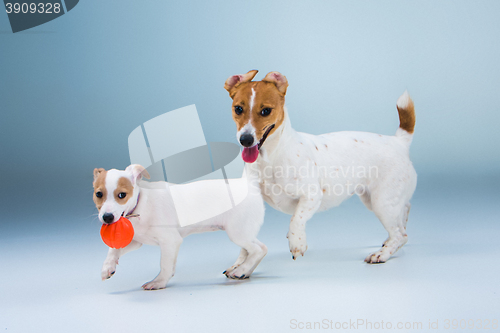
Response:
225,70,288,163
92,165,149,224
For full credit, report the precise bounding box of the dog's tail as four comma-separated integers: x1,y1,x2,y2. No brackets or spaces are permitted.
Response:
395,90,415,145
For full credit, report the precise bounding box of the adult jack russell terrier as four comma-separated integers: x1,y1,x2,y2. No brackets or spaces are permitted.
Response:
93,164,267,289
225,70,417,263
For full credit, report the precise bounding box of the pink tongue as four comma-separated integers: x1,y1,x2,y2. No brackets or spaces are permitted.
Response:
242,146,259,163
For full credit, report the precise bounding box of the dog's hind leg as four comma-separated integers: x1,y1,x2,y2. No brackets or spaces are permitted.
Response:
224,238,267,280
142,232,183,290
101,240,142,280
223,248,248,276
224,220,267,279
403,203,411,230
245,239,268,275
364,196,409,264
359,190,391,247
359,190,372,211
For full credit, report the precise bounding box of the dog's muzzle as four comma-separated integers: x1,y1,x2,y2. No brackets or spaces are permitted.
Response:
239,133,254,147
102,213,115,224
240,124,275,164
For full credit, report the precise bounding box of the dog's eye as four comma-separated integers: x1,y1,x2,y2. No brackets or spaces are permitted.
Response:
118,192,127,199
95,191,103,198
260,108,272,116
234,106,243,115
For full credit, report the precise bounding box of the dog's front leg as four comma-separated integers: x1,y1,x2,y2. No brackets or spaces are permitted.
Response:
288,194,322,260
101,240,142,280
142,233,183,290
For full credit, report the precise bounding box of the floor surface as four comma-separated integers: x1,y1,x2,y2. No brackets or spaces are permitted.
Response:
1,176,498,332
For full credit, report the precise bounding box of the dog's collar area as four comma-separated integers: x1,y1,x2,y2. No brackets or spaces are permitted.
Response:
258,124,275,150
123,193,140,218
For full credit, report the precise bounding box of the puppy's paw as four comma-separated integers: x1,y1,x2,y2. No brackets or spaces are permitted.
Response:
222,265,239,277
364,250,390,264
101,260,117,280
287,231,308,260
225,266,250,280
142,279,168,290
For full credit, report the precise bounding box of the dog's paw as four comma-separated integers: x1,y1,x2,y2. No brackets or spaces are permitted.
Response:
222,265,239,277
225,266,250,280
101,260,117,280
287,231,308,260
364,250,391,264
142,279,168,290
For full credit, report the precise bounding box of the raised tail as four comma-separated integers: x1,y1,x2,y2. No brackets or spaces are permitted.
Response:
395,91,415,144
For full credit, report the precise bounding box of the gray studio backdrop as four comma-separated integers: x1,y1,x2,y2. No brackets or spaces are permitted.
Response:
1,0,499,224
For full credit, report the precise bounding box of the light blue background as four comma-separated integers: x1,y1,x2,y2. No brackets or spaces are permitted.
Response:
0,1,499,332
1,0,499,188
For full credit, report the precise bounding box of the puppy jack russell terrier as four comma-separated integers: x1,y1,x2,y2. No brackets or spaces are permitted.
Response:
225,70,417,263
93,164,267,290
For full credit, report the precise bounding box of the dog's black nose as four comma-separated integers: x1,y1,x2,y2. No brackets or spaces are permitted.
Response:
102,213,114,224
239,134,254,147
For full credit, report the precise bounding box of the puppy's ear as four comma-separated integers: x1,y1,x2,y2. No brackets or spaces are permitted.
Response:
224,70,259,97
93,168,105,183
125,164,151,183
263,71,288,95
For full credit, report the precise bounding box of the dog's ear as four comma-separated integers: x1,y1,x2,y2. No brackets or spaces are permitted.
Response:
263,71,288,95
224,70,259,97
93,168,105,183
125,164,151,183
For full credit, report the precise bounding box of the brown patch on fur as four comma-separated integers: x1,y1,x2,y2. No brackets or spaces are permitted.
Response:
229,77,286,143
354,139,358,142
224,70,258,98
93,168,105,182
93,169,108,210
397,98,416,134
114,177,134,205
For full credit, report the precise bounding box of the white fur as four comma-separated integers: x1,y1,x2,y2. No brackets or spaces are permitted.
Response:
237,122,257,146
245,92,417,263
249,87,256,111
396,90,410,109
98,166,267,290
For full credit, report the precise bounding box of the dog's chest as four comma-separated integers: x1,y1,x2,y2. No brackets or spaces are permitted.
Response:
254,158,303,215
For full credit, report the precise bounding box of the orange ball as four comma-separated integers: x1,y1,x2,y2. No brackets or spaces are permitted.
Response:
100,216,134,249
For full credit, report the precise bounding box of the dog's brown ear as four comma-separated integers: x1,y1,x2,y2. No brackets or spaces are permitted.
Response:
224,70,259,97
263,71,288,95
93,168,105,183
125,164,150,183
